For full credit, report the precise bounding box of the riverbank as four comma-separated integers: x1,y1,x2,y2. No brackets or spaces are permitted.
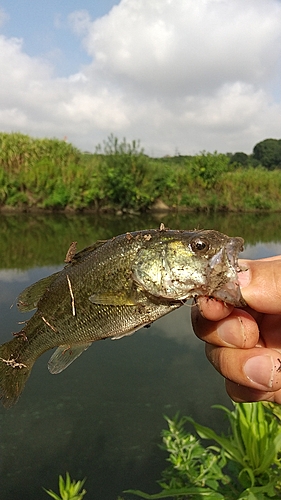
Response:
1,201,281,214
1,132,281,212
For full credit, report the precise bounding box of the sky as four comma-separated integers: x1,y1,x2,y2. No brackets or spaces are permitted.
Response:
0,0,280,156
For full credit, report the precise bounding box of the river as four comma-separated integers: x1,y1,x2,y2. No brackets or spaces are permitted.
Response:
1,211,281,500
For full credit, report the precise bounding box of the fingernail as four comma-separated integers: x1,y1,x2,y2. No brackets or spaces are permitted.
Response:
243,355,275,389
217,316,246,347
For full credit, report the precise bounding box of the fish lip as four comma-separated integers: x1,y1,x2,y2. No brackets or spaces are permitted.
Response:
225,237,244,266
207,237,246,307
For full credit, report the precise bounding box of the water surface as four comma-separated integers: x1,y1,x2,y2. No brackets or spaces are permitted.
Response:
1,212,281,499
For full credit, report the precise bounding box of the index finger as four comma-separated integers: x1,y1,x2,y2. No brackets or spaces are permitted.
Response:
191,305,259,348
194,296,233,321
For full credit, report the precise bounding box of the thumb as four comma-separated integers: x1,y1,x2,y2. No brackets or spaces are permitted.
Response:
238,257,281,314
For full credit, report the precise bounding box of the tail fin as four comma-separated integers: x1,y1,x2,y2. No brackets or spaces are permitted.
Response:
0,338,33,408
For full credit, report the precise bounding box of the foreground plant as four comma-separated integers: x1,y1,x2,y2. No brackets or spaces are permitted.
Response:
126,402,281,499
44,472,86,500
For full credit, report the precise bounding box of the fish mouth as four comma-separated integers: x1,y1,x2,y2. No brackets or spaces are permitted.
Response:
206,237,246,307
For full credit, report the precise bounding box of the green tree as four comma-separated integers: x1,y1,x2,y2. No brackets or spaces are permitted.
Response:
229,152,249,167
96,135,155,209
253,138,281,170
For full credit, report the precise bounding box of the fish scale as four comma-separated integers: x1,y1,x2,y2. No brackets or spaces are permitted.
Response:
0,227,245,407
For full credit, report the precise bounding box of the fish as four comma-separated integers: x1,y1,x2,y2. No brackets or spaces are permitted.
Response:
0,226,246,408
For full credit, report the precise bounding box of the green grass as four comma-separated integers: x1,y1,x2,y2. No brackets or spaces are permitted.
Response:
126,403,281,499
1,132,281,212
46,403,281,499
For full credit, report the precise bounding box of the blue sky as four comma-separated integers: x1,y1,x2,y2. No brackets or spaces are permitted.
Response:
0,0,280,156
0,0,120,75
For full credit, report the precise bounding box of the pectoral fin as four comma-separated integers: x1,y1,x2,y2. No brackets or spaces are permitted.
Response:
89,293,137,306
17,272,60,312
48,342,92,374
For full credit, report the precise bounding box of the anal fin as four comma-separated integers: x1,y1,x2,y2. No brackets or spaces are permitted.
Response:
48,342,92,374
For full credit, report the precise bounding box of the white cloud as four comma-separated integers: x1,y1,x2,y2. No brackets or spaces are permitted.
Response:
80,0,280,94
0,0,281,155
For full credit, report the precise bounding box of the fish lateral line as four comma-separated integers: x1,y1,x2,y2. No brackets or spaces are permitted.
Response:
89,291,138,306
0,227,246,407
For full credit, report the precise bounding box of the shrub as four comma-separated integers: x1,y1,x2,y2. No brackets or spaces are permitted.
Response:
126,402,281,499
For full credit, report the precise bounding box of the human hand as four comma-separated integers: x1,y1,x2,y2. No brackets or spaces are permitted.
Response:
191,256,281,403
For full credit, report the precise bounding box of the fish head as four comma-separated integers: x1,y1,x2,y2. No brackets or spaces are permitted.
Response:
132,229,246,306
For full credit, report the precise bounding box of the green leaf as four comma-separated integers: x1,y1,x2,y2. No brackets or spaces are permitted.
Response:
44,473,86,500
43,488,61,500
186,417,245,466
124,487,224,498
255,433,281,474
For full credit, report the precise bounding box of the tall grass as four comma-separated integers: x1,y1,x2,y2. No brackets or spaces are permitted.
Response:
0,133,101,209
0,133,80,174
218,168,281,211
0,132,281,212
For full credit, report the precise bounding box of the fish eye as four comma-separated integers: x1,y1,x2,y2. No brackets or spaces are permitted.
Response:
191,238,209,253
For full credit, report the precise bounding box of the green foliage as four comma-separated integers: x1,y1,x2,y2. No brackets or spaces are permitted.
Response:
229,152,249,167
253,138,281,170
44,472,86,500
96,135,157,209
1,132,281,211
96,133,144,156
98,153,153,209
0,133,105,209
0,132,81,174
218,168,281,211
189,403,281,488
126,403,281,499
189,151,230,188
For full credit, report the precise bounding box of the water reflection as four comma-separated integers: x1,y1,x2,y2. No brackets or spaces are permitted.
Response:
1,211,281,269
1,212,281,500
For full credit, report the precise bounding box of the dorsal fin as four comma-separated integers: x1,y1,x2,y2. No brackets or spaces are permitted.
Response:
68,240,108,265
17,272,60,312
48,343,92,374
64,241,77,263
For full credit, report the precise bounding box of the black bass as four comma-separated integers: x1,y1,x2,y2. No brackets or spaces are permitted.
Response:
0,227,246,407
